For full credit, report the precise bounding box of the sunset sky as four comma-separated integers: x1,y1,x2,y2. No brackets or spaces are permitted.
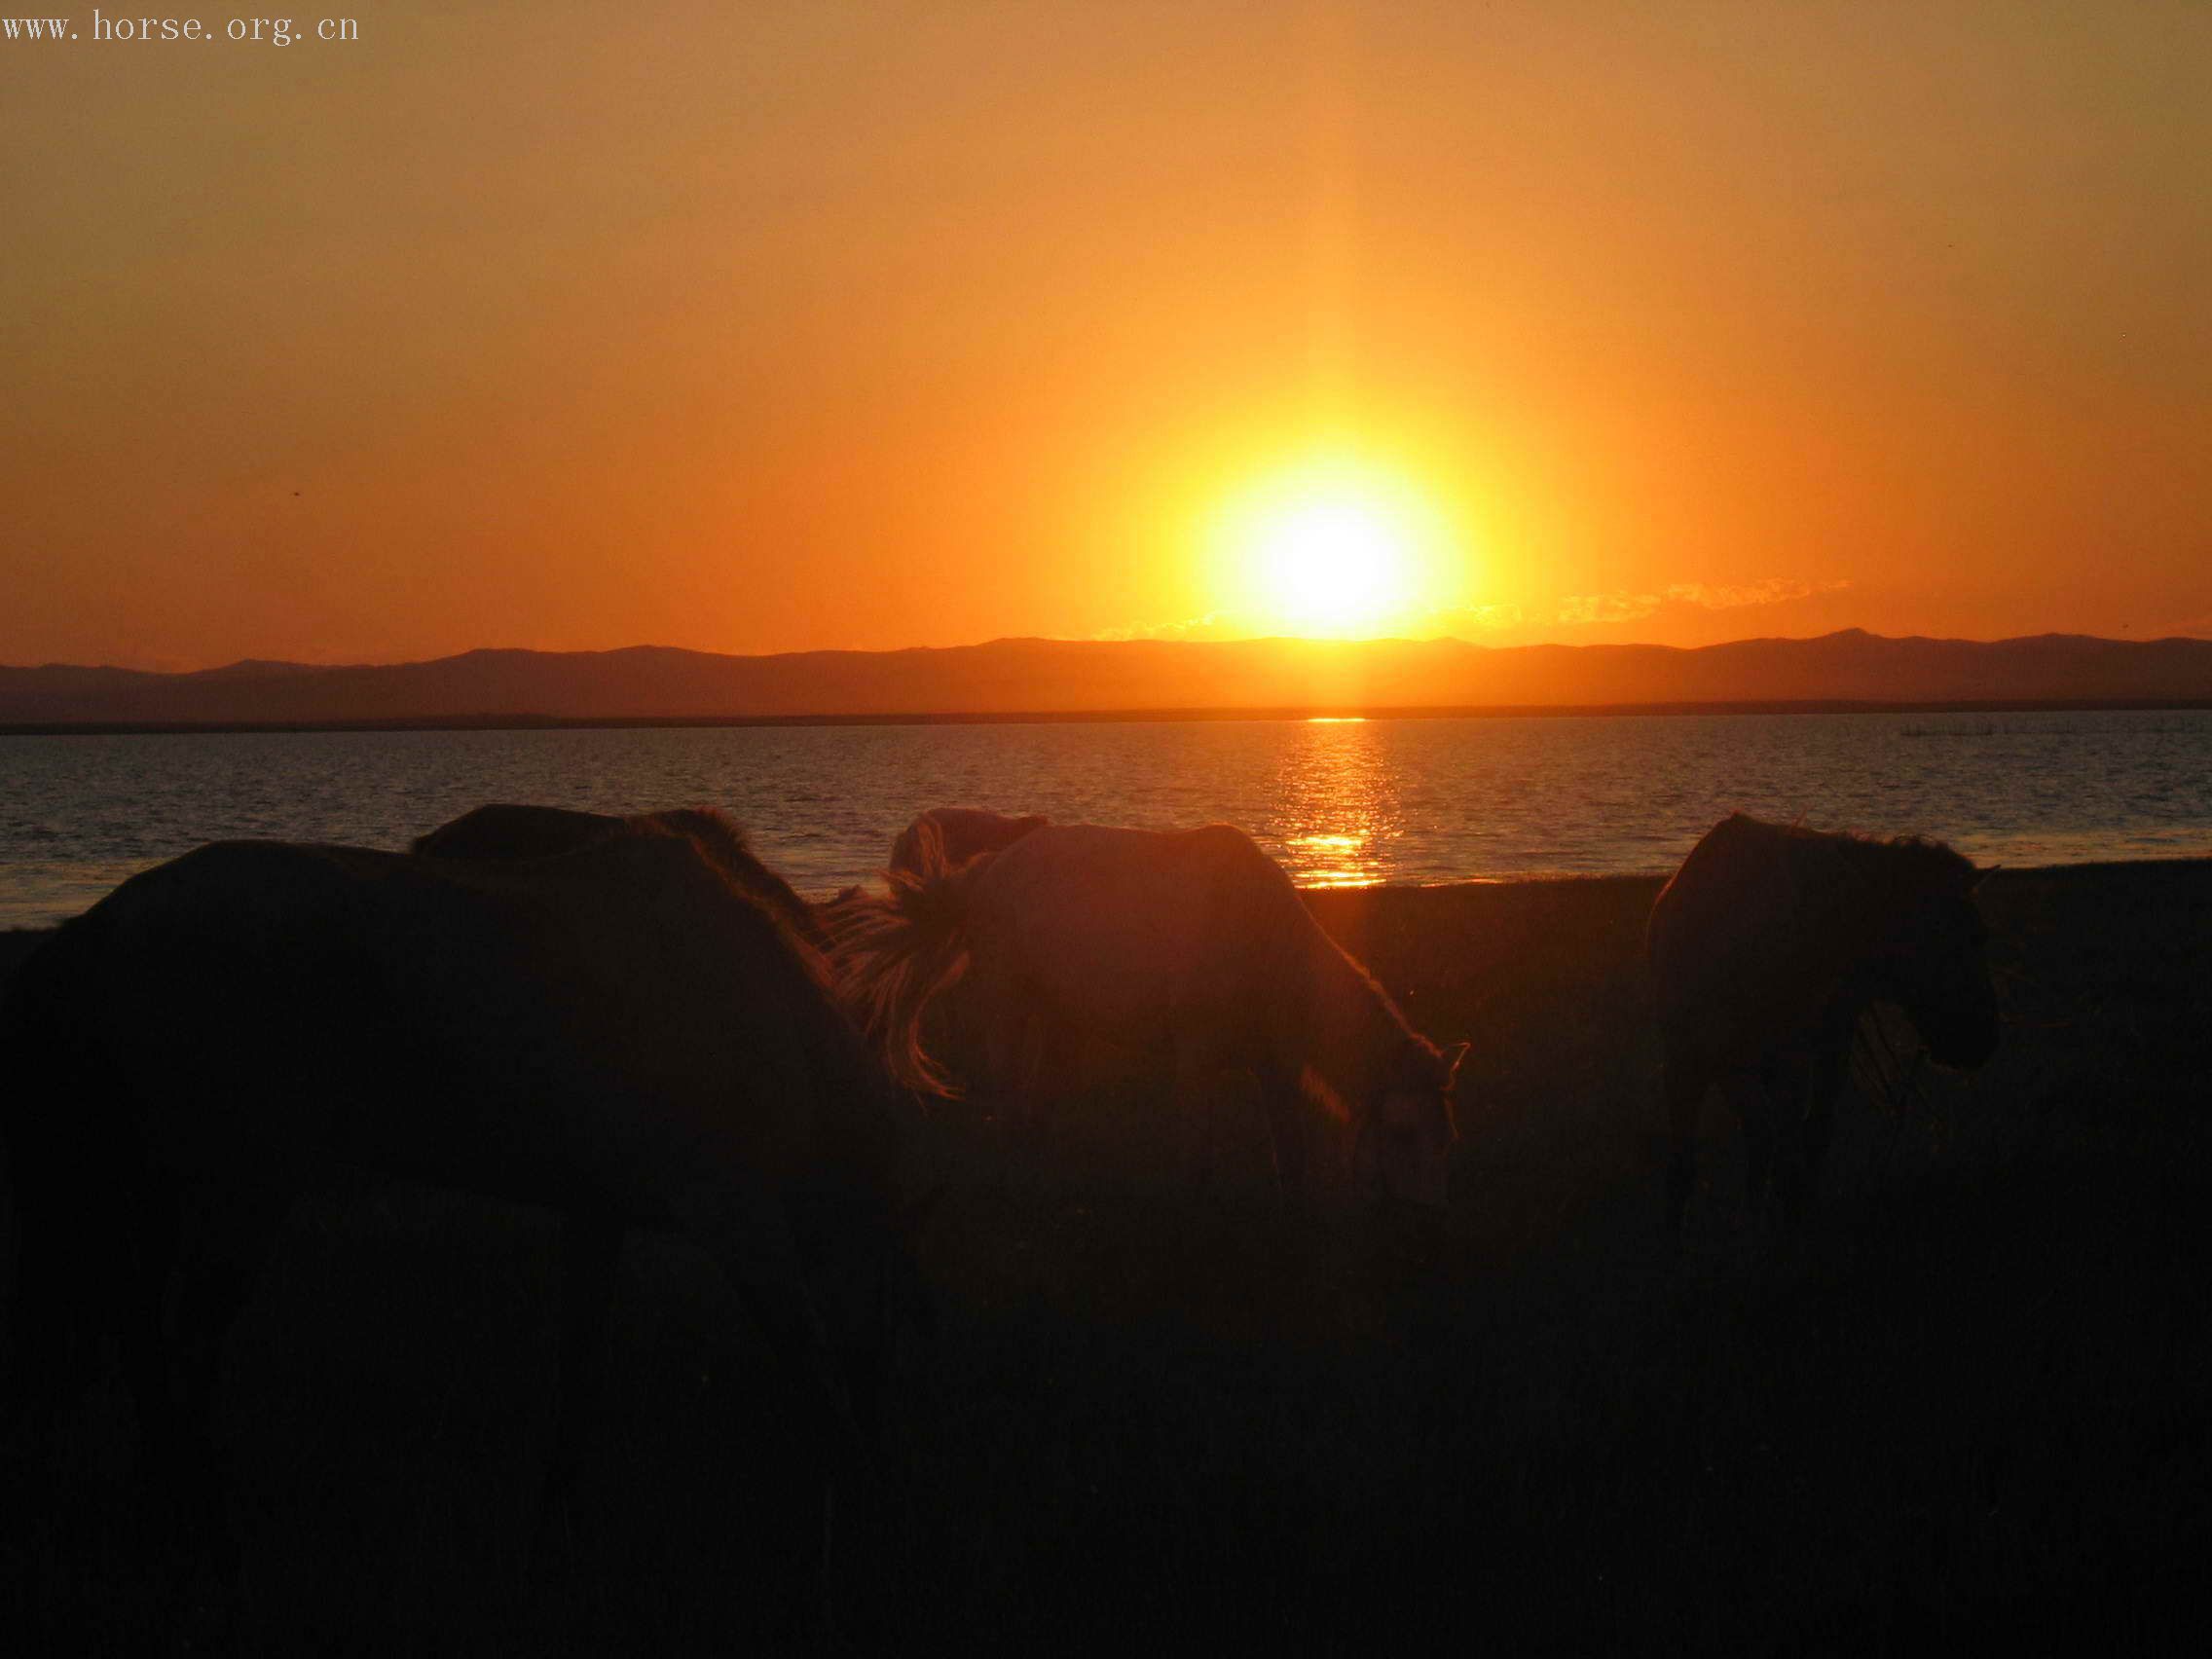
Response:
3,1,2206,670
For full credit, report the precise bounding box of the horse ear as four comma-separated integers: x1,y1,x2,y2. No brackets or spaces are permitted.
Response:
1442,1041,1470,1086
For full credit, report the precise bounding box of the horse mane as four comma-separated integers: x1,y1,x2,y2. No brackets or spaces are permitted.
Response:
598,815,838,999
889,808,1048,876
1750,814,1977,906
412,803,830,957
593,825,903,1200
827,820,978,1098
641,808,824,948
1696,815,1981,994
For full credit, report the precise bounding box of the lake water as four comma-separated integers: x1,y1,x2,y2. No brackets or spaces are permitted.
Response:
3,710,2210,929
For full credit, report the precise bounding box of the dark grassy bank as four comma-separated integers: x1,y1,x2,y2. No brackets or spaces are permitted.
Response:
5,863,2210,1652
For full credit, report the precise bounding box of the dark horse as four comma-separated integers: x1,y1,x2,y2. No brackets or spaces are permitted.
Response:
1649,813,1999,1231
0,821,919,1604
414,802,829,951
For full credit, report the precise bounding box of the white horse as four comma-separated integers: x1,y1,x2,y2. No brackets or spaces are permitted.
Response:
843,822,1465,1206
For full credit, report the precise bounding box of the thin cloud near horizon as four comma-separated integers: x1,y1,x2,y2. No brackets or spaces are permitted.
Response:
1098,577,1856,645
1556,578,1856,627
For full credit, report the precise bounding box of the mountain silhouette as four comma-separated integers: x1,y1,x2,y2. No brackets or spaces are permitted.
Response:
4,631,2210,727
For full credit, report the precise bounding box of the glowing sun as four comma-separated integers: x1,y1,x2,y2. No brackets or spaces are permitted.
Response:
1201,452,1458,638
1254,497,1411,631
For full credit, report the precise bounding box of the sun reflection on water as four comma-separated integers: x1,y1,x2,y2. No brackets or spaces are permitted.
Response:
1274,719,1400,889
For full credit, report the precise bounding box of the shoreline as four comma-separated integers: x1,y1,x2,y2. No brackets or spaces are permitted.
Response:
8,850,2212,934
10,850,2209,939
5,694,2212,738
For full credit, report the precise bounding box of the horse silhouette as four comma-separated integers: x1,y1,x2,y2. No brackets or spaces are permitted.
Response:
1649,812,1999,1231
841,821,1464,1206
0,821,921,1599
413,802,828,950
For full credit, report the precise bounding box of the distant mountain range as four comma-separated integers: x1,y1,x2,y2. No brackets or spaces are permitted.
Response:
4,631,2211,727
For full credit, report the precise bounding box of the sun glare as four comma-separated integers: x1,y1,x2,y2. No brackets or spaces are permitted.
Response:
1210,458,1452,639
1256,498,1408,631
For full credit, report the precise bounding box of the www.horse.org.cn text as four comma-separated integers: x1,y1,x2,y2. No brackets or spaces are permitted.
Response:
0,13,362,44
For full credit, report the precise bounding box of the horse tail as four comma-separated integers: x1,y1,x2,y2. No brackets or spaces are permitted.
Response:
830,823,985,1098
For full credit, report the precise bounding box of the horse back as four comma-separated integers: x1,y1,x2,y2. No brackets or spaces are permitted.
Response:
1648,814,1883,1071
416,803,824,949
965,823,1308,1040
16,837,866,1218
411,803,624,862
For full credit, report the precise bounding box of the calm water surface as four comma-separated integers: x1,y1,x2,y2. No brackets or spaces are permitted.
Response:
3,711,2210,929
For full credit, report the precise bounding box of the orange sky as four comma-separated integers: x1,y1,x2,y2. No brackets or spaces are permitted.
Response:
3,1,2206,670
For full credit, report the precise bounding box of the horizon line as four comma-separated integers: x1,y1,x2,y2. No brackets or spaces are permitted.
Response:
7,695,2211,740
10,624,2212,679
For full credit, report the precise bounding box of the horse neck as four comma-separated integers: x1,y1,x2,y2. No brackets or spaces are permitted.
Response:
768,945,903,1202
1285,920,1416,1107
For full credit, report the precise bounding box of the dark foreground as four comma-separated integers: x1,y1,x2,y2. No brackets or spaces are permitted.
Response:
4,862,2210,1652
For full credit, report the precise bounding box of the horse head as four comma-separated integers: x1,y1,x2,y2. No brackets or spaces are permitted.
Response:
1876,866,1999,1069
1353,1039,1468,1210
